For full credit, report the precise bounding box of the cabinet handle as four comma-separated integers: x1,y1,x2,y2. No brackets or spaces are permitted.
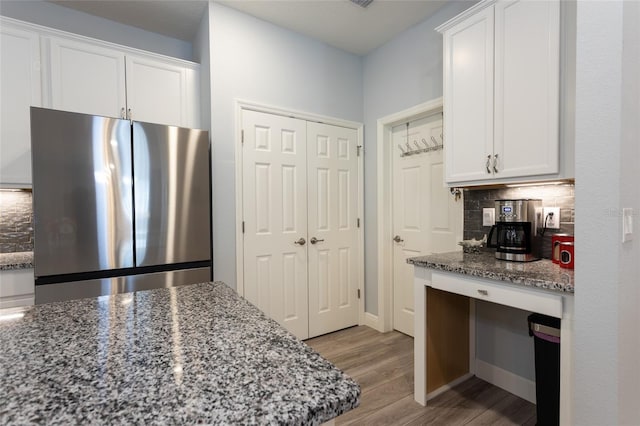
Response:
486,155,492,174
120,107,126,119
477,289,488,296
127,108,132,121
493,154,499,173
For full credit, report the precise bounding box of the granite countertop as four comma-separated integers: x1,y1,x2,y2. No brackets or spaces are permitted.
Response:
0,281,360,424
0,251,33,270
407,250,574,293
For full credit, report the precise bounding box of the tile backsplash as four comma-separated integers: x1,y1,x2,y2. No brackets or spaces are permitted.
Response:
463,183,575,259
0,190,34,253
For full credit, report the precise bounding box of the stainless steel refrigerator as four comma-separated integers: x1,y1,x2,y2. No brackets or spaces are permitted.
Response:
31,107,212,304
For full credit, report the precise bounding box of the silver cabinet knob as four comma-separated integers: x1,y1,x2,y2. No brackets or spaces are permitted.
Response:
393,235,404,243
310,237,324,244
294,238,306,246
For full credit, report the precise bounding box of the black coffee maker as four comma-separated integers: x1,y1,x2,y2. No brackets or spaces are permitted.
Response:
488,199,543,262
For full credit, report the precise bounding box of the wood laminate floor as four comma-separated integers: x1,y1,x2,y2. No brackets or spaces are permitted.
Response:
306,325,536,425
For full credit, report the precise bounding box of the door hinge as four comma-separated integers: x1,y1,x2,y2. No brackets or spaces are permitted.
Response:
242,221,245,233
357,145,362,157
241,129,244,144
357,218,360,228
357,289,361,299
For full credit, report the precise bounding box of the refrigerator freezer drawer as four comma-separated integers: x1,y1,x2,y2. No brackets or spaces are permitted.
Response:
35,267,211,304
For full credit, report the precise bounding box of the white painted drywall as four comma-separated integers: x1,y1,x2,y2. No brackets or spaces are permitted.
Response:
208,2,363,289
618,3,640,423
574,1,640,424
0,0,192,61
475,301,535,381
361,1,473,313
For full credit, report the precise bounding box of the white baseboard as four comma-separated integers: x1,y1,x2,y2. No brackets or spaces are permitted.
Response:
0,294,34,309
362,312,384,332
475,359,536,404
426,372,474,401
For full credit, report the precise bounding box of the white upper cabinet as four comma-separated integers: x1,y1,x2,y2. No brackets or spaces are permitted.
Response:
0,21,42,186
442,6,495,183
439,0,563,185
44,35,200,128
125,55,199,128
47,37,126,119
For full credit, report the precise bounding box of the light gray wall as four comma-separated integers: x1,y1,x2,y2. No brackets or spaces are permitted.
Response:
361,1,473,313
617,2,640,423
0,0,192,61
208,2,363,288
475,302,534,381
574,1,640,424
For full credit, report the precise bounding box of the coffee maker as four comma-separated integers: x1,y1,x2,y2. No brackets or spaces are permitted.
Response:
488,199,543,262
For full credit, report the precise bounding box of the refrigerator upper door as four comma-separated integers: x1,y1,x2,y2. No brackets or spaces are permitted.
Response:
133,122,210,266
31,107,134,277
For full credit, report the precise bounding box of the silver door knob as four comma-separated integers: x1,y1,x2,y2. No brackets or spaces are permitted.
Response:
393,235,404,243
310,237,325,244
294,238,306,246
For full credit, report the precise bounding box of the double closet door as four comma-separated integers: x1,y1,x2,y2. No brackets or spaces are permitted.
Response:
242,109,360,340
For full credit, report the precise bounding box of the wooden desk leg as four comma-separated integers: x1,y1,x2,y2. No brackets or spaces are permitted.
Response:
414,270,427,406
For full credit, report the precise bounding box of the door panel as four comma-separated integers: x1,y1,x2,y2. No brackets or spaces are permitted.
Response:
125,56,187,127
307,122,359,338
242,110,309,339
393,114,463,336
47,37,126,119
31,108,134,277
133,122,210,267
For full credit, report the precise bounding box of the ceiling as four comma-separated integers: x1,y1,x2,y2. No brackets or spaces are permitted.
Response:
48,0,453,56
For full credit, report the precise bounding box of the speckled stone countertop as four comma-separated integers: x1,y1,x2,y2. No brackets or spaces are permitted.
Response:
407,251,574,293
0,251,33,270
0,281,360,424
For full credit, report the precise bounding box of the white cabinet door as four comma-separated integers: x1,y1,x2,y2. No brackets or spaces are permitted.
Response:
443,6,494,183
307,122,359,339
494,0,560,178
125,55,192,127
0,23,41,186
47,37,126,118
242,110,310,340
392,115,463,337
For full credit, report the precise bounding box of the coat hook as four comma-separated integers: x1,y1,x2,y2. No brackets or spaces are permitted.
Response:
421,138,429,148
414,140,422,150
405,142,412,152
430,136,439,147
397,144,406,154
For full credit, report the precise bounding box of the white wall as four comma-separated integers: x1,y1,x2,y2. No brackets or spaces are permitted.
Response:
361,1,473,313
618,3,640,422
209,2,363,288
574,1,640,424
0,0,192,60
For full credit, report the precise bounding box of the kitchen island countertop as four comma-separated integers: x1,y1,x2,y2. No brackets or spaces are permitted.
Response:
407,250,574,293
0,251,33,270
0,281,360,424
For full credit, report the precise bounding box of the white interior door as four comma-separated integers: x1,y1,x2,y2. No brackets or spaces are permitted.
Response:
242,109,309,339
307,122,359,339
392,114,463,336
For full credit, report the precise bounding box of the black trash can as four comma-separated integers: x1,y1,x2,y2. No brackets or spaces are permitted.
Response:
528,313,561,426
